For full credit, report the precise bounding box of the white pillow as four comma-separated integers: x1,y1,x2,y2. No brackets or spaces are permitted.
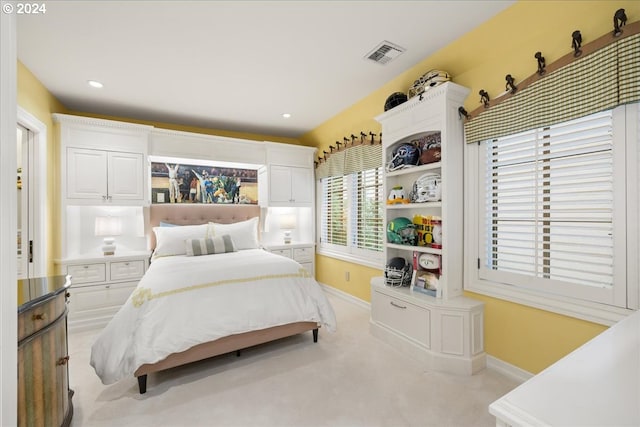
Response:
152,223,208,259
207,217,259,250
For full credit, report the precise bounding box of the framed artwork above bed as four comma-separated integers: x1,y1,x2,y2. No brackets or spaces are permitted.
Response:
150,161,258,205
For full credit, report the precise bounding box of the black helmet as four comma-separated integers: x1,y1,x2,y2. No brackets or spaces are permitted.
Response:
384,92,408,111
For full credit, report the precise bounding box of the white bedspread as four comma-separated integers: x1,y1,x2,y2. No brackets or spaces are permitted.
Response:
90,249,337,385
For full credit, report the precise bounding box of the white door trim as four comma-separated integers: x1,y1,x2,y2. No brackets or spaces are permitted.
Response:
17,107,48,278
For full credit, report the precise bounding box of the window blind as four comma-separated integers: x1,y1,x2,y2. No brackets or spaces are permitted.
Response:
320,175,347,246
482,110,614,289
350,167,384,251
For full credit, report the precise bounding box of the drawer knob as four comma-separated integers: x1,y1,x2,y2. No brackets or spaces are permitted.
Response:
57,356,70,366
32,313,46,321
83,265,89,269
390,301,407,309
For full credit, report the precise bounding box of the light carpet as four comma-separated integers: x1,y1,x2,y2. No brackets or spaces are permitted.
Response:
68,293,519,427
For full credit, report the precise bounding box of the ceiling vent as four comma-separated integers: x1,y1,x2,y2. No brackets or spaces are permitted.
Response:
364,41,406,65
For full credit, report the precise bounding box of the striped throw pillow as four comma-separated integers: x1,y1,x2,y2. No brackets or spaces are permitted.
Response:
185,235,236,256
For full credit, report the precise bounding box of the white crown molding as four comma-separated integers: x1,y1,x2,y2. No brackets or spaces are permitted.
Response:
52,113,153,133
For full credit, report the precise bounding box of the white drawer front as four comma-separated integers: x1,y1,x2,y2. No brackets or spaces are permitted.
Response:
67,263,106,284
69,282,136,314
293,247,313,262
110,260,145,281
371,290,431,348
270,248,293,259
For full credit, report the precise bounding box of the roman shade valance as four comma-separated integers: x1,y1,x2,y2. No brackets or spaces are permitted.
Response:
315,141,382,179
464,29,640,144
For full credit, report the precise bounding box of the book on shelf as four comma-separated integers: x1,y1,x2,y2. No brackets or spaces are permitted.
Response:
410,251,442,298
412,214,442,249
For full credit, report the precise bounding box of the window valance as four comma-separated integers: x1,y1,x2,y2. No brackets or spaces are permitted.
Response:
315,140,382,180
464,28,639,144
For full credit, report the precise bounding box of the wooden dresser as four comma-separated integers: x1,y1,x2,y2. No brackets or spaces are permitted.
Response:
18,275,73,427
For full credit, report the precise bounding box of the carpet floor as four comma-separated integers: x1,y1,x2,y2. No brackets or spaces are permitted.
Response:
68,292,519,427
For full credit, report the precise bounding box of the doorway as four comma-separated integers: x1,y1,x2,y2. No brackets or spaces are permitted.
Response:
16,107,47,279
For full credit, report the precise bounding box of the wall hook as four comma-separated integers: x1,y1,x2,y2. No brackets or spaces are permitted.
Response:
613,8,627,37
479,90,490,108
535,51,546,76
572,30,582,57
505,74,517,94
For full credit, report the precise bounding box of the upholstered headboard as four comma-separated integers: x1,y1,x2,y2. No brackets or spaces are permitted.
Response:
146,204,261,250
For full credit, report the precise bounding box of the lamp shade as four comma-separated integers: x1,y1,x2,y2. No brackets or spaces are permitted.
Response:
94,216,122,237
279,214,297,230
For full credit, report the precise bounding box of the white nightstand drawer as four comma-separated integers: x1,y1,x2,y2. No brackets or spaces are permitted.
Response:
67,263,106,284
70,282,136,314
270,248,293,259
110,260,145,281
293,247,313,262
371,289,431,348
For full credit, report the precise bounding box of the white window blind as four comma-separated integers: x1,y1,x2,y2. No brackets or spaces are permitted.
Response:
320,167,384,262
480,110,620,302
320,175,347,246
350,167,384,251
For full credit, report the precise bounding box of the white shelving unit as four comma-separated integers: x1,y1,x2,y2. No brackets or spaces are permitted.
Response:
370,82,485,375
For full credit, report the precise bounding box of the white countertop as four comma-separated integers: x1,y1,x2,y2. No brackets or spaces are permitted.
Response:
489,309,640,426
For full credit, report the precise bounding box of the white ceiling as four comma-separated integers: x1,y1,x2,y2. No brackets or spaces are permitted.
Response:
17,1,513,138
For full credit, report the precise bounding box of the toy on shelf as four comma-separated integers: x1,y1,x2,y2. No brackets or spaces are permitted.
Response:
411,173,441,203
411,251,442,298
387,217,418,246
387,186,410,205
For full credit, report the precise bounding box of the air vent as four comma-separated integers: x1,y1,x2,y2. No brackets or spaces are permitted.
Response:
364,41,406,65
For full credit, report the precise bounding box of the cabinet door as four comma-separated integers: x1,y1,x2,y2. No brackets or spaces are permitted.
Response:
269,165,293,204
108,151,144,201
290,167,312,205
67,147,108,199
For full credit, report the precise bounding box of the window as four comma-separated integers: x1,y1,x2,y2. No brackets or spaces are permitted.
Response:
318,166,384,267
465,105,638,324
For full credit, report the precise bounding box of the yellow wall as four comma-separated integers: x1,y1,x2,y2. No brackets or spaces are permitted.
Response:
301,0,637,373
17,62,68,273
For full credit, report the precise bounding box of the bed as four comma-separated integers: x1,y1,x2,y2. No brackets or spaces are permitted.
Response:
90,204,336,394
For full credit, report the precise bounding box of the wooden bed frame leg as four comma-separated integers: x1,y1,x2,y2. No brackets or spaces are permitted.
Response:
313,328,318,343
137,375,147,394
236,350,241,357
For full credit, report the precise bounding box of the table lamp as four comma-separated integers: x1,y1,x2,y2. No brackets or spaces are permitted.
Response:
95,216,122,255
279,214,297,244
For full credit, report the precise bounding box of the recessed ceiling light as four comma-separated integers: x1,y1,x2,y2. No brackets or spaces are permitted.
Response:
87,80,104,89
282,113,291,119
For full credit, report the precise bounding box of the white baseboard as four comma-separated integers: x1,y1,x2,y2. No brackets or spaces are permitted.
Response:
486,355,533,384
318,282,370,311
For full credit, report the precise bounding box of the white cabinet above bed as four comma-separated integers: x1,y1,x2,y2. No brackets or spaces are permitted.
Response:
55,252,150,332
54,114,151,206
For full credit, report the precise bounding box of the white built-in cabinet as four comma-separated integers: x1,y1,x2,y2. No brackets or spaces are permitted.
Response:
55,114,151,206
66,148,144,202
259,143,315,207
371,82,486,375
267,165,313,205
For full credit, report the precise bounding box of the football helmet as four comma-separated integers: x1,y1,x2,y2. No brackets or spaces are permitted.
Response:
384,257,412,287
408,70,451,98
384,92,408,111
387,217,418,246
387,143,420,172
412,173,442,203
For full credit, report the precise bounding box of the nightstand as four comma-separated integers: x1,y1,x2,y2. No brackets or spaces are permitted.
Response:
55,251,150,331
264,243,315,277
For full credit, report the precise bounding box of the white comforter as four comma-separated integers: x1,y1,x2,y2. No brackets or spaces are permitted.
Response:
90,249,337,384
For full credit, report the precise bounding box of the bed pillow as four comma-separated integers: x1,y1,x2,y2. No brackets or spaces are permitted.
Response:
185,235,236,256
159,221,178,227
152,223,208,259
207,217,259,250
